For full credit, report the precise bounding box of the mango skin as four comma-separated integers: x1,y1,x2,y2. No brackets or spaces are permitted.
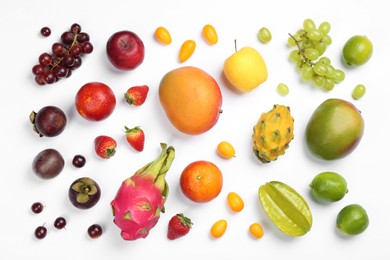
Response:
305,98,364,160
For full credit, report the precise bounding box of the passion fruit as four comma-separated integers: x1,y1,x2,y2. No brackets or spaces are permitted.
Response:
30,106,67,137
32,148,65,179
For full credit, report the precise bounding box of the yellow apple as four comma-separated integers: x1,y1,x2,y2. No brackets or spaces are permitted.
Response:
223,47,268,93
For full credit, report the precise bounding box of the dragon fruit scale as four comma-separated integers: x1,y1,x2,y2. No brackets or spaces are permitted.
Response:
252,105,294,163
111,143,175,240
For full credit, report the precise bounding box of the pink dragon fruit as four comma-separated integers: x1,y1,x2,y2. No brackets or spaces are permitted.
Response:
111,143,175,240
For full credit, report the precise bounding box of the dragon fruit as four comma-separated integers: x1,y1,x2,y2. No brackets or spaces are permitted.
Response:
111,143,175,240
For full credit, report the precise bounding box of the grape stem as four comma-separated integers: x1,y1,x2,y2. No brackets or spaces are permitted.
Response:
288,33,313,67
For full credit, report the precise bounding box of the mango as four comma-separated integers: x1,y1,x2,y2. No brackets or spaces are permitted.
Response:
159,66,223,135
305,98,364,160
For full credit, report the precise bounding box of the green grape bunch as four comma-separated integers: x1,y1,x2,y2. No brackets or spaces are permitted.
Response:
288,18,345,91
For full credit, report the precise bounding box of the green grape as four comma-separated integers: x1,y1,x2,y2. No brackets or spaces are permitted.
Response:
352,84,366,99
307,29,323,41
313,62,328,76
322,35,332,46
289,50,301,62
319,56,331,64
303,18,316,32
303,48,319,60
325,64,336,78
302,39,315,49
288,36,296,46
258,27,272,44
313,75,325,87
319,21,331,35
301,65,314,81
314,41,326,56
323,78,335,91
333,69,345,83
277,83,289,96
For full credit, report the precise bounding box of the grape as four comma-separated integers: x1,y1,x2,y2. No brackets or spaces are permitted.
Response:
352,84,366,99
77,32,90,43
61,32,74,44
81,41,94,54
33,23,93,85
301,65,314,81
277,83,289,96
303,48,319,60
289,50,301,62
70,23,81,34
322,35,332,45
323,78,335,91
32,64,45,76
319,56,331,64
333,69,345,83
72,155,86,168
307,29,323,41
313,75,325,87
288,19,344,90
313,63,328,76
314,41,326,56
287,36,296,46
38,53,52,66
69,45,82,56
319,21,331,35
52,42,65,56
40,27,51,37
54,217,67,229
303,18,316,32
31,202,44,214
88,224,103,239
257,27,272,44
34,225,47,239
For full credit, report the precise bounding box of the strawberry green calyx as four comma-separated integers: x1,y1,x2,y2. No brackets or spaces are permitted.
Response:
111,143,175,240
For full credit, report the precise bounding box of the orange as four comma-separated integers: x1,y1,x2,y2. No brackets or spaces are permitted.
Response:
75,82,116,121
180,160,223,203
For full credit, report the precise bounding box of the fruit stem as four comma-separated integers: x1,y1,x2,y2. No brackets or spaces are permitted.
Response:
234,39,237,52
288,33,313,67
120,39,129,48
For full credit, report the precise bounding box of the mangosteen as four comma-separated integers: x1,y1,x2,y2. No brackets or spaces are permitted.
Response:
68,177,101,209
30,106,67,137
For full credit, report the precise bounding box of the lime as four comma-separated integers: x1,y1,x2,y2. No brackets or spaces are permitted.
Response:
336,204,369,235
309,171,348,202
342,35,373,66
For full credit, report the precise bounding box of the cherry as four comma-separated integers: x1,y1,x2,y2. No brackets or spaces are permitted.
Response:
54,217,67,229
35,225,47,239
40,27,51,37
31,202,44,214
72,155,86,168
88,224,102,239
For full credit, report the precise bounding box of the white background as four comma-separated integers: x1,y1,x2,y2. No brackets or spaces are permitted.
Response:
1,0,388,259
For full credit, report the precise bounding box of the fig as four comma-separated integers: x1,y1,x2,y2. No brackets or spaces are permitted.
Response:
30,106,67,137
32,148,65,179
68,177,101,209
305,98,364,160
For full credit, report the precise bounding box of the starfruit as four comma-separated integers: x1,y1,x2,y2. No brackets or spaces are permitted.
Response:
258,181,312,237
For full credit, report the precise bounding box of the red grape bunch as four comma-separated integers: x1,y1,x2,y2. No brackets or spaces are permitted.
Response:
32,23,94,85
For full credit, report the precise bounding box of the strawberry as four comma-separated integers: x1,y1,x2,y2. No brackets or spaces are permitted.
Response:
94,135,117,159
124,85,149,106
124,126,145,152
167,213,193,240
